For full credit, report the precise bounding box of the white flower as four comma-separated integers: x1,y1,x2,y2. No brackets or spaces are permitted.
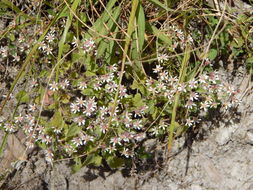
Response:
72,36,78,47
110,137,122,146
49,81,58,91
153,64,163,73
200,101,210,111
185,100,196,109
78,81,87,90
106,81,118,93
44,149,54,163
132,120,143,130
82,38,96,53
159,71,169,81
72,137,83,147
135,133,146,141
177,83,187,92
26,114,35,125
108,64,118,72
185,118,194,127
83,97,97,116
119,85,127,99
53,128,62,134
44,45,53,55
38,41,47,51
4,123,16,133
15,114,24,123
60,79,70,89
121,148,133,158
70,103,80,113
100,123,109,134
93,81,101,91
45,32,55,43
74,116,85,126
40,135,52,144
189,92,199,101
156,82,166,92
31,79,38,88
157,53,169,63
198,73,208,84
188,80,198,89
99,106,109,118
76,97,85,107
28,104,37,112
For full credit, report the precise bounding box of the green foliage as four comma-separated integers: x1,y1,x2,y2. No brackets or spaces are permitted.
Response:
0,0,251,171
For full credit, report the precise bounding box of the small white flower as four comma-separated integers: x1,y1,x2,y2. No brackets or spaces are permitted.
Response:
132,120,143,130
45,32,55,43
153,64,163,73
44,45,53,55
70,103,80,113
108,64,118,72
110,137,122,146
185,118,194,127
49,81,58,91
4,123,16,133
157,53,169,63
78,81,87,90
189,92,199,101
26,114,35,125
72,137,83,147
60,79,69,89
38,41,47,51
82,38,96,54
83,97,97,116
135,133,146,141
53,128,62,134
76,97,85,107
100,123,109,134
44,149,54,163
31,79,38,88
159,71,169,81
15,114,24,123
200,101,210,111
188,80,198,89
185,100,197,109
28,104,37,112
72,36,78,47
198,73,209,84
74,116,85,126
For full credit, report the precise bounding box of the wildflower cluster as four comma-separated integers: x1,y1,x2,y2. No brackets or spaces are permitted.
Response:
1,0,248,169
2,60,240,165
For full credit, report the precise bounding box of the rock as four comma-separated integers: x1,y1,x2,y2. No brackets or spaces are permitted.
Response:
245,129,253,145
190,184,202,190
215,125,237,146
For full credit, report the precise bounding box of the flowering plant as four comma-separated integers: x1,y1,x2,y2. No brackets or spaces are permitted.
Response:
0,0,247,171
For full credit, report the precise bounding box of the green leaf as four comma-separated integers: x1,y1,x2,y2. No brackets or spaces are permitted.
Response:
137,3,145,51
146,23,172,46
81,89,94,96
208,49,218,60
51,109,64,128
106,156,124,169
16,90,29,103
83,154,102,167
147,0,172,11
72,157,82,173
246,56,253,63
65,124,81,138
133,93,144,107
85,71,96,77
